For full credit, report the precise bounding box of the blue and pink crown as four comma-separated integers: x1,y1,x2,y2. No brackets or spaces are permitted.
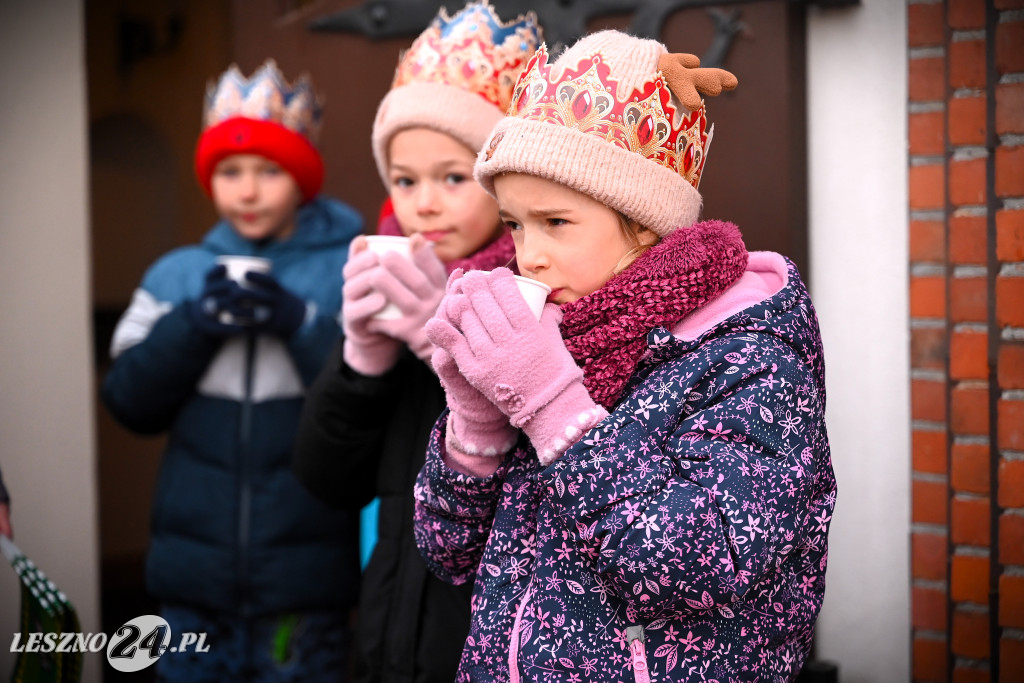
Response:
392,1,542,111
203,60,323,143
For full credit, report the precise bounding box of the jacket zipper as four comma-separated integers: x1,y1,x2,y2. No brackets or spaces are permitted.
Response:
237,333,256,617
508,582,533,683
626,625,651,683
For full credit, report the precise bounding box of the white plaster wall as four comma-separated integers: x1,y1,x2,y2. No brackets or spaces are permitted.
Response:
807,0,910,680
0,1,101,681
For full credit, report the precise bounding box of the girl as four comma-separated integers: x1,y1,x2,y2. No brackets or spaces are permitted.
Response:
291,4,541,682
415,31,836,682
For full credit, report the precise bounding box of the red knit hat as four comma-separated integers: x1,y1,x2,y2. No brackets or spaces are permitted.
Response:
194,61,324,202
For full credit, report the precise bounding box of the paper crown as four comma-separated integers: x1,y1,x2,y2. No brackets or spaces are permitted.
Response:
505,46,716,189
203,60,323,144
392,1,542,111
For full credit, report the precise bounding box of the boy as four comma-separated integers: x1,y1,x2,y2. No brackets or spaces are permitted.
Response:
102,60,362,682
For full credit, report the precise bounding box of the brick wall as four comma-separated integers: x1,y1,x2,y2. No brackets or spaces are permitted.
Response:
909,0,1024,681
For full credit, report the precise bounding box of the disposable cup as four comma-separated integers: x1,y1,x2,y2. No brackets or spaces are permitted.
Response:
364,235,413,320
513,275,551,320
215,256,271,325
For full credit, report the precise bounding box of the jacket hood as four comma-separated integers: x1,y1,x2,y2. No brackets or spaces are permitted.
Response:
202,196,363,255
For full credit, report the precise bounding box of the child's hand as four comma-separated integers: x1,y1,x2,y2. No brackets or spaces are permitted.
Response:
242,271,308,338
187,264,249,337
365,234,448,363
425,268,606,464
341,245,403,375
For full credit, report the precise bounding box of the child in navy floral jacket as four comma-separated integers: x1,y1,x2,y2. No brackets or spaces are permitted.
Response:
414,31,836,683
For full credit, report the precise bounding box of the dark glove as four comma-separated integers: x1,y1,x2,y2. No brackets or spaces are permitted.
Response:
187,264,249,337
241,270,308,338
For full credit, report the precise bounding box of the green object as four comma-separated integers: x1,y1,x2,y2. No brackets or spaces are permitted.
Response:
272,614,300,665
2,536,82,683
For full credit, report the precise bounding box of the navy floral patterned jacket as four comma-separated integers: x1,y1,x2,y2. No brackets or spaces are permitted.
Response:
414,254,836,683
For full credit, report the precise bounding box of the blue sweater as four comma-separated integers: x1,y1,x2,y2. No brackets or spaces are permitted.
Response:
102,197,363,617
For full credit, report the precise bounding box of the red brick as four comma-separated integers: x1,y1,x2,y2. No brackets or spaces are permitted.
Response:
916,430,949,475
951,554,990,603
952,442,991,494
914,326,949,371
999,574,1024,628
997,83,1024,136
999,403,1024,454
951,330,989,380
914,585,949,631
997,20,1024,75
948,0,985,30
912,56,948,102
913,276,948,318
999,344,1024,390
914,637,950,682
914,531,950,581
997,0,1024,9
951,158,987,207
997,209,1024,261
999,513,1024,566
950,96,987,146
953,668,990,683
953,609,990,659
951,40,987,90
912,110,947,156
916,479,951,525
996,146,1024,198
996,276,1024,327
915,379,949,423
913,163,948,210
952,386,989,435
913,219,947,263
950,214,987,264
1002,636,1024,683
952,496,991,546
998,456,1024,507
951,277,988,323
910,3,945,47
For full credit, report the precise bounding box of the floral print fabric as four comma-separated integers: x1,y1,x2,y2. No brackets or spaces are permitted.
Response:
414,257,836,683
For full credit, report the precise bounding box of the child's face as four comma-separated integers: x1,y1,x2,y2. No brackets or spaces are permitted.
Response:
387,128,501,263
494,173,639,304
211,154,303,242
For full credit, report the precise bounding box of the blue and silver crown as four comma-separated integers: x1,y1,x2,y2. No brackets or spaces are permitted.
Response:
203,60,323,142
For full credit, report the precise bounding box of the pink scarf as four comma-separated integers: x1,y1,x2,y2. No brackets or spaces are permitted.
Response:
376,213,517,275
560,220,749,410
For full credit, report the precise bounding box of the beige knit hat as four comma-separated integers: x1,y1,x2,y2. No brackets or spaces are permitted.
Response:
371,2,542,188
475,30,738,235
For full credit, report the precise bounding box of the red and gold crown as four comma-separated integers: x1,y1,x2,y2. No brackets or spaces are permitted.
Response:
507,46,717,189
392,2,542,111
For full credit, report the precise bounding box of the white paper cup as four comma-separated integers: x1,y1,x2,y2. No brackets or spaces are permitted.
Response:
215,256,271,324
513,276,551,320
364,235,412,320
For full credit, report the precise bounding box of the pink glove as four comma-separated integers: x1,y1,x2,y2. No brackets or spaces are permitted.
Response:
365,235,448,363
431,272,517,475
342,240,402,376
342,235,447,375
425,268,607,465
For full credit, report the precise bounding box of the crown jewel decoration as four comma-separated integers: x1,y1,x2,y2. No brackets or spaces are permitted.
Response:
392,2,542,111
507,46,714,189
204,60,323,142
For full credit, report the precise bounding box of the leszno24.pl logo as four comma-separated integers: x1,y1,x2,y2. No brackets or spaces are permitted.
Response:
10,614,208,673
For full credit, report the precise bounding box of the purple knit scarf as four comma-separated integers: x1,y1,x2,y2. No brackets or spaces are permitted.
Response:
377,213,517,274
560,220,749,410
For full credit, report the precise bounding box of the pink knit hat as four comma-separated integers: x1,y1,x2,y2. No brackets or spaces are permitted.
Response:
475,30,738,236
371,2,542,188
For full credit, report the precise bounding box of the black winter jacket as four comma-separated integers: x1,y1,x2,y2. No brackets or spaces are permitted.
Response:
293,342,472,683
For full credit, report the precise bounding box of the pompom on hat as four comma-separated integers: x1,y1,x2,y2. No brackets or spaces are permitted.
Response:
371,1,542,188
475,30,738,236
195,60,325,202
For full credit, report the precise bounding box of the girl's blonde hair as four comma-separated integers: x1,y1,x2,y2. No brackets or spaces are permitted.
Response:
612,213,659,275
